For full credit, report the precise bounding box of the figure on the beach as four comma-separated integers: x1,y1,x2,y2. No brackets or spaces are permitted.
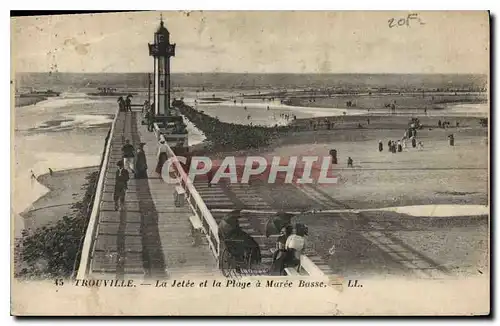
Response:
403,138,407,149
206,169,214,188
134,142,148,179
347,156,353,167
114,160,130,211
30,170,36,181
448,134,455,146
330,149,338,165
411,136,417,148
155,136,168,176
418,141,424,150
397,140,402,152
379,140,383,152
122,139,136,175
49,168,53,176
387,140,392,152
391,142,397,153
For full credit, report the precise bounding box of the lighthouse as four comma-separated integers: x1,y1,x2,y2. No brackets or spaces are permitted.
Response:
148,16,176,117
147,16,188,152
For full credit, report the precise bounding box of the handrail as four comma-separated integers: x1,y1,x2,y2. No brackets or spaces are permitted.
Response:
299,255,326,277
164,143,220,261
76,106,120,279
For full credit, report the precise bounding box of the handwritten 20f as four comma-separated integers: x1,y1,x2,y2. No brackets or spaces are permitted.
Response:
388,13,425,28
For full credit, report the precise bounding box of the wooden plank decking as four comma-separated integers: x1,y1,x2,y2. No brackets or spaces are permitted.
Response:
89,110,219,279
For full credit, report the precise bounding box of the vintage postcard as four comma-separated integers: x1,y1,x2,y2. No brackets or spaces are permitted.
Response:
11,11,490,316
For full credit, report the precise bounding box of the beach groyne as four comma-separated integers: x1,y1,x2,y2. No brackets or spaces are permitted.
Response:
174,100,292,151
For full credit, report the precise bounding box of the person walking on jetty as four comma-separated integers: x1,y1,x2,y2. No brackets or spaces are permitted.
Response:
155,137,168,176
147,107,156,132
125,96,132,111
114,160,130,211
378,140,383,152
134,142,148,179
117,96,125,112
122,139,136,175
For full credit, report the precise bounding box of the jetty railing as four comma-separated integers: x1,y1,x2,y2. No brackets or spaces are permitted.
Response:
76,107,120,279
164,145,221,263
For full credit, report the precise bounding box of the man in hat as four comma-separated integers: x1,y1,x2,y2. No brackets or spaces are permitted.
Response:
114,160,130,211
134,142,148,179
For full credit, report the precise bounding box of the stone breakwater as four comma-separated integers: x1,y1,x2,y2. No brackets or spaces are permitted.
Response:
174,100,293,152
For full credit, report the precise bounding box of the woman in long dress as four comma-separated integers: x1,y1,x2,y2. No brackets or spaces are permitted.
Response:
135,143,148,179
155,138,168,176
269,225,294,275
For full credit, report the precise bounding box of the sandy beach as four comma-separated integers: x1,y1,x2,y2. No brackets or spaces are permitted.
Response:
174,94,489,278
14,166,99,277
20,166,99,229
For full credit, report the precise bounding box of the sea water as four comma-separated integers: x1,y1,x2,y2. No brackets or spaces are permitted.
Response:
13,95,117,235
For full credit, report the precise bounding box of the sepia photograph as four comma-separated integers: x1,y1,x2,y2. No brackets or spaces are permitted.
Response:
10,10,490,316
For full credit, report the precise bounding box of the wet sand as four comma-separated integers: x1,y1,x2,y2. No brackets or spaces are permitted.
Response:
181,102,489,277
259,115,489,278
19,166,99,234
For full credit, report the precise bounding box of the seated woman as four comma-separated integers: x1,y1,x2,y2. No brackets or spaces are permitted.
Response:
269,224,294,275
284,223,309,270
218,210,262,265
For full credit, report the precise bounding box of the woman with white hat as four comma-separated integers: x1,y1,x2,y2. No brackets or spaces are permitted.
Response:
155,136,168,176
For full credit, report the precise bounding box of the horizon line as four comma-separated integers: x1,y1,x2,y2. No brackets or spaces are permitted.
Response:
14,71,488,76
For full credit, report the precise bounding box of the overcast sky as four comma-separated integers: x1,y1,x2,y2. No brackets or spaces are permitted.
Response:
11,11,489,74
